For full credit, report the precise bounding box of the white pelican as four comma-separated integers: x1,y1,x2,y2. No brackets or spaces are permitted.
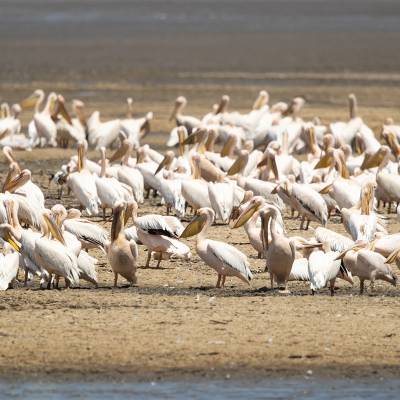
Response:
274,180,328,230
95,147,133,217
314,227,354,252
67,141,100,216
169,96,201,136
109,139,145,204
106,203,138,287
308,250,352,295
120,98,153,146
21,89,58,147
181,207,252,288
341,182,379,243
87,110,120,149
181,155,212,212
208,180,235,224
35,210,81,288
340,248,397,294
53,207,108,252
54,95,85,147
0,103,21,137
0,244,20,290
127,201,190,268
232,195,285,258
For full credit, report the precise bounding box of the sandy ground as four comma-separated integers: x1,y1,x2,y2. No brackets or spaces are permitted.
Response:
0,82,399,382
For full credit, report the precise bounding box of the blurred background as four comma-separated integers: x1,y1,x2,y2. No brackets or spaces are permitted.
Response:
1,0,400,84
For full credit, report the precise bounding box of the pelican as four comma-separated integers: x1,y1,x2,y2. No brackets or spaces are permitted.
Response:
341,182,380,243
53,207,108,252
273,180,328,230
127,201,190,268
108,139,145,204
106,203,138,287
120,98,153,146
340,248,397,294
181,207,252,288
87,110,120,149
169,96,201,136
232,195,285,258
314,227,354,252
67,141,100,216
308,250,352,295
95,147,133,218
0,244,20,290
21,89,58,147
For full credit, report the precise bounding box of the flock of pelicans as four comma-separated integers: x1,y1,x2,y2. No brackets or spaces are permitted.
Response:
0,90,400,295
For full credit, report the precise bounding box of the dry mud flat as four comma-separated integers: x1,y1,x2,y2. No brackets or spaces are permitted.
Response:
0,150,399,382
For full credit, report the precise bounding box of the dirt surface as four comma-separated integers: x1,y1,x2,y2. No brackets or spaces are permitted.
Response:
0,90,399,382
0,0,400,379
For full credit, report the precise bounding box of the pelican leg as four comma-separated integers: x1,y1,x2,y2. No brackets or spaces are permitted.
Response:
270,274,274,289
291,208,295,218
47,274,52,290
329,280,335,296
24,269,29,287
221,275,226,288
370,280,375,293
156,253,162,268
145,250,151,267
305,219,310,230
145,189,150,199
114,273,118,288
55,275,60,289
388,202,392,214
216,274,222,288
102,208,106,220
257,252,262,259
359,279,364,295
300,215,305,230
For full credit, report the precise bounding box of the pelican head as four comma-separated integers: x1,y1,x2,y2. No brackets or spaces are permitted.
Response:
253,90,269,110
180,208,214,238
51,204,68,227
3,169,31,193
54,95,72,124
0,223,21,252
169,96,187,121
67,208,82,219
361,145,391,170
154,150,175,175
20,89,44,109
227,150,249,176
233,196,264,228
42,210,66,245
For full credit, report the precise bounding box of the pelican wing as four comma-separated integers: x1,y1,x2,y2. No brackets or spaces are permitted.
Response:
314,227,354,252
136,214,177,238
64,219,108,249
207,239,252,281
289,258,309,281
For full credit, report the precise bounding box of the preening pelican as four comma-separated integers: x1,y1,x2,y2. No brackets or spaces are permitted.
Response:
181,207,252,288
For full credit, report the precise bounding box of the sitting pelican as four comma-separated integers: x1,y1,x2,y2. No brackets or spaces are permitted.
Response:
181,207,252,288
106,203,138,287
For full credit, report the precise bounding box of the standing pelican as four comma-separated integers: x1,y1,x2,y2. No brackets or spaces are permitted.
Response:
181,207,252,288
106,203,138,287
67,141,100,216
21,89,58,147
